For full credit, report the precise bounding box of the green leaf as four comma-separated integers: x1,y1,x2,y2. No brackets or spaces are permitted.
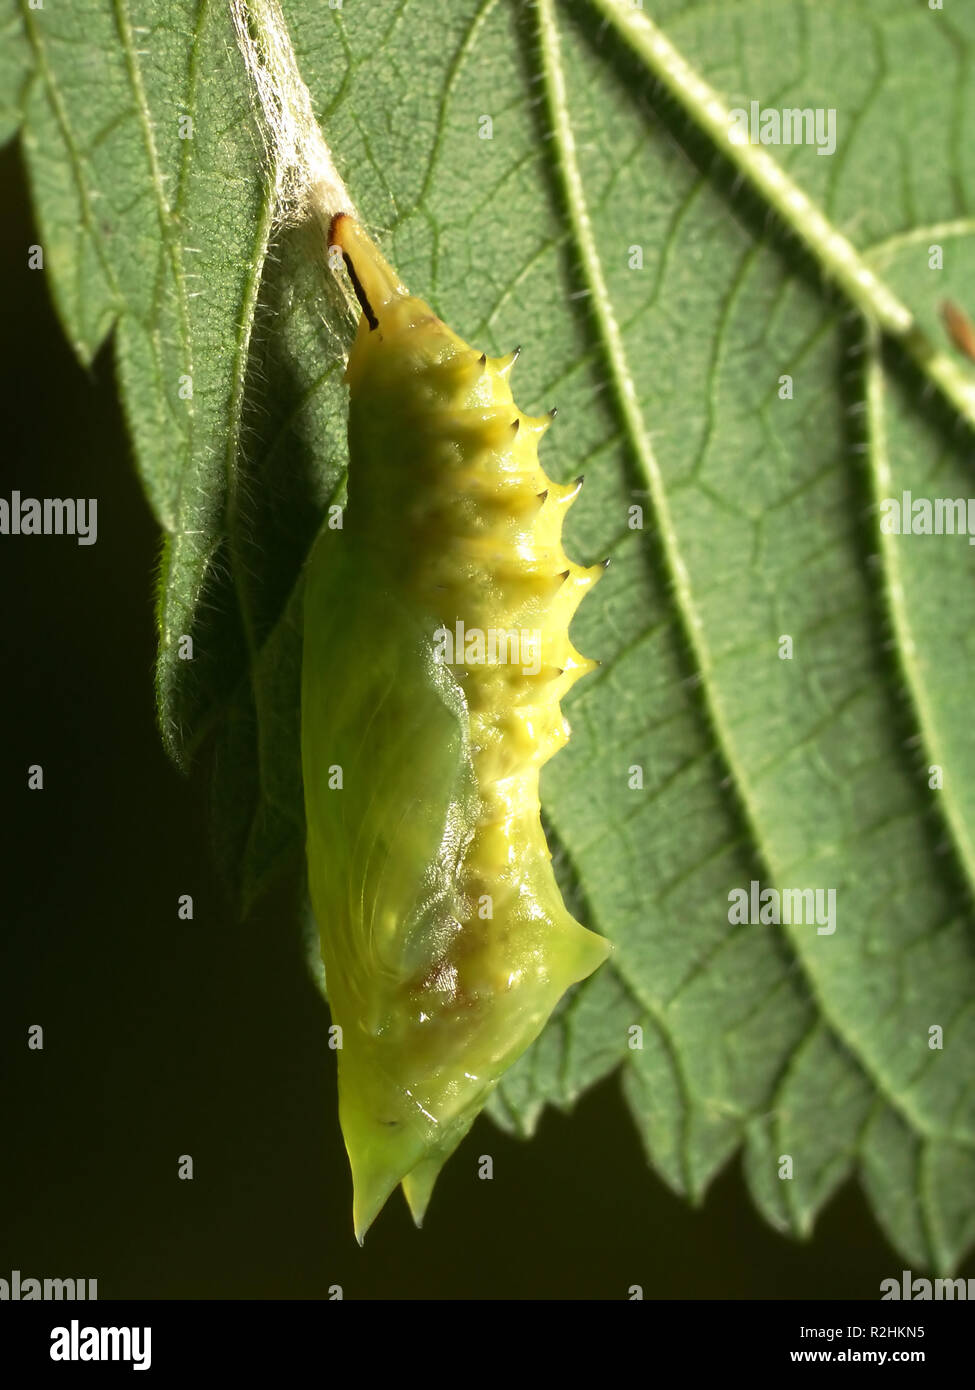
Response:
6,0,975,1271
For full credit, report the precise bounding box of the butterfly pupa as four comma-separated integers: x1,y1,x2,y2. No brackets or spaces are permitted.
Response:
301,214,611,1242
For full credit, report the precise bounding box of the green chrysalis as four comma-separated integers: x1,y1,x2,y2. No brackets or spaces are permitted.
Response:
301,215,611,1241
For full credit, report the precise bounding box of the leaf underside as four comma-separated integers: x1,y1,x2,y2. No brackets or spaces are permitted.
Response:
5,0,975,1272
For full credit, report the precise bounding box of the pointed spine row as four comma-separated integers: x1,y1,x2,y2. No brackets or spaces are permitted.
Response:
410,347,603,780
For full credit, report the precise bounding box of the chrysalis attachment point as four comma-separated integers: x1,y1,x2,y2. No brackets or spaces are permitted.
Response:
328,212,408,334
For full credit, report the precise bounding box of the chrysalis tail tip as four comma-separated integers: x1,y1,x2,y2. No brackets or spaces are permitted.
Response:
351,1185,389,1246
404,1191,428,1231
350,1146,407,1245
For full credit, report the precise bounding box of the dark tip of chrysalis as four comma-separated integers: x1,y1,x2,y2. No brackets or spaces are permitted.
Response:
558,569,570,582
576,474,585,487
511,418,520,434
327,211,349,246
512,345,522,362
537,489,548,503
547,407,558,420
601,557,611,570
478,352,487,367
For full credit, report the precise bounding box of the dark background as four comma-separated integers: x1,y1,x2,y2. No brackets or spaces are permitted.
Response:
1,138,968,1301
